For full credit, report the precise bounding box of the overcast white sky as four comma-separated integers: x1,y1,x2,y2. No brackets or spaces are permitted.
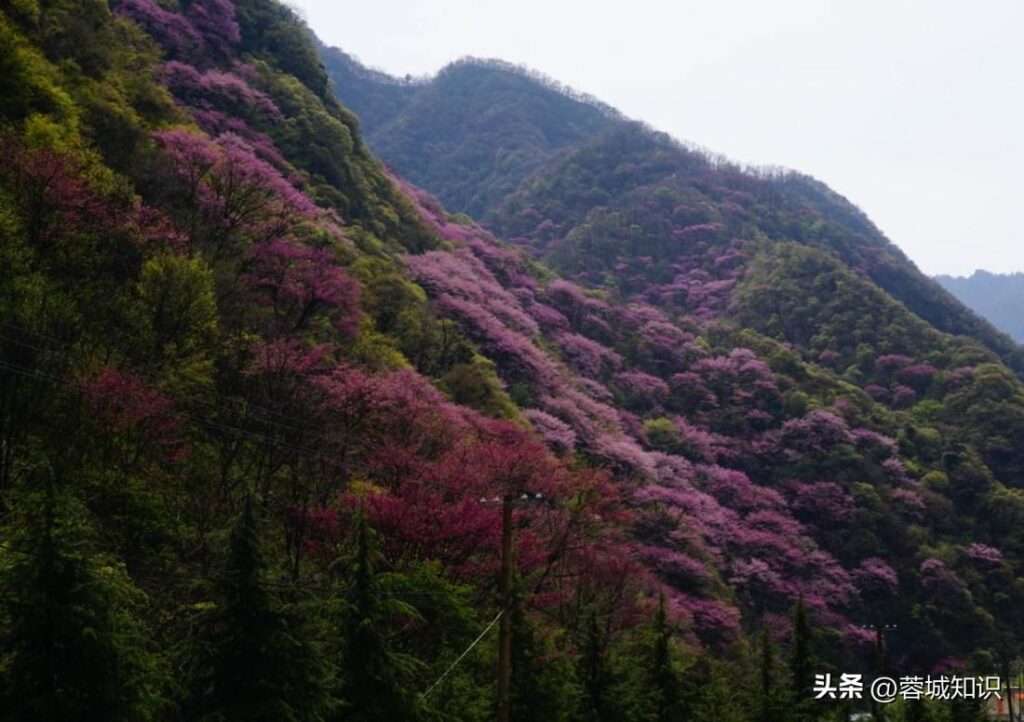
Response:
291,0,1023,276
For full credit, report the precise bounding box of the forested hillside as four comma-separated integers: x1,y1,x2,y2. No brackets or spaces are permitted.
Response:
325,55,1024,379
936,270,1024,343
321,48,618,219
1,1,1024,721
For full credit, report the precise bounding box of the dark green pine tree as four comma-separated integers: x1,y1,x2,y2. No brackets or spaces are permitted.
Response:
902,698,932,722
947,697,988,722
757,629,786,722
578,612,611,722
201,496,333,722
0,484,165,722
789,597,814,722
338,513,421,722
647,594,683,722
507,582,573,722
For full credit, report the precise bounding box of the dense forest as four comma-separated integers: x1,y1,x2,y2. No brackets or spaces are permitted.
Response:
1,1,1023,720
936,271,1024,343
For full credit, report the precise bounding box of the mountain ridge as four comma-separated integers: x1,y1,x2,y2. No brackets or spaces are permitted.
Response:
2,3,1024,718
935,269,1024,343
325,47,1024,380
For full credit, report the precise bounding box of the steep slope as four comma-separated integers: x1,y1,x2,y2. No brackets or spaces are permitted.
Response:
321,48,618,218
322,51,1023,378
489,123,1024,375
3,2,1024,720
0,2,647,718
398,176,1024,673
936,270,1024,342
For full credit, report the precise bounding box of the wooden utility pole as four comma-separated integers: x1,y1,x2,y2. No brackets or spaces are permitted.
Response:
497,494,513,722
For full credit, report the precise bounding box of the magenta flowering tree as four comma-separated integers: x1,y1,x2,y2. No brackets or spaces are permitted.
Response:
522,408,577,455
687,348,780,430
78,365,185,461
895,363,938,391
890,488,925,519
891,384,917,408
0,141,119,247
545,279,615,334
864,383,889,401
851,557,899,601
669,418,723,463
115,0,202,56
634,319,705,371
612,370,669,410
187,109,299,180
244,239,361,336
851,428,899,460
944,366,974,390
669,371,718,411
116,0,241,59
919,558,973,614
778,410,853,457
153,129,326,259
698,464,784,513
555,331,622,377
525,300,569,331
875,354,913,372
405,249,540,336
244,337,331,380
162,61,283,122
787,481,857,549
186,0,241,56
880,457,911,485
965,543,1003,565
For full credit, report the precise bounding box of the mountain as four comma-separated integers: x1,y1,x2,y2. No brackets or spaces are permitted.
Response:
2,2,1024,720
936,270,1024,342
325,51,1024,380
320,47,619,218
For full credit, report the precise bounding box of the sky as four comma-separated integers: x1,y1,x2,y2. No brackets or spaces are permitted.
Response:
290,0,1024,276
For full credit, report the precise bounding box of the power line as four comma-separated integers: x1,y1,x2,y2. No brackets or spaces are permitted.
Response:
0,353,326,458
0,327,326,438
421,609,502,700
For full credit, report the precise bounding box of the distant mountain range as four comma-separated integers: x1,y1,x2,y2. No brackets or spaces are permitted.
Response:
316,42,1024,672
322,49,1024,375
935,270,1024,342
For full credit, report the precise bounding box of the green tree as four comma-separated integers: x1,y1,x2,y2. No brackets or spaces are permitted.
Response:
577,612,611,722
199,497,333,722
508,584,574,722
757,629,788,722
645,595,683,722
790,598,815,722
338,513,422,722
0,483,166,722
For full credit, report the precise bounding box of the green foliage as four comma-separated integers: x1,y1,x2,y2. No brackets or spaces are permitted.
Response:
338,514,424,722
643,417,683,454
193,498,334,722
508,592,575,722
790,598,816,722
134,253,218,395
441,355,519,419
0,13,76,125
644,596,684,722
0,482,167,721
3,1,1024,721
321,51,615,218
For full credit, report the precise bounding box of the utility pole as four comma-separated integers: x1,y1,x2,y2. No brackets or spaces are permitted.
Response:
479,491,541,722
497,494,513,722
866,622,896,722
